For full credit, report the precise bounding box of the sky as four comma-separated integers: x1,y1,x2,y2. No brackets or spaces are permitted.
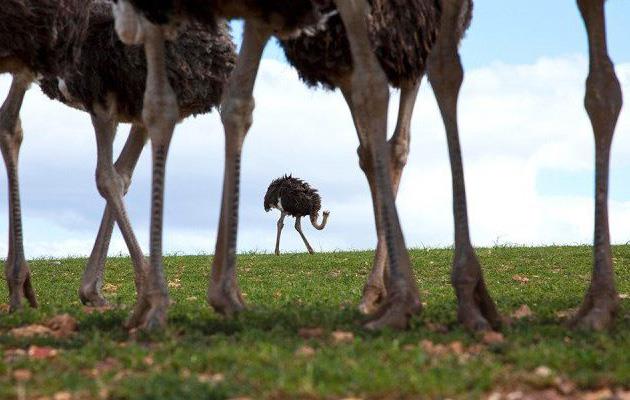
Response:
1,0,630,259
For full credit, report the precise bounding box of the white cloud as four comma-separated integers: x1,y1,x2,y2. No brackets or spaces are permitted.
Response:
1,54,629,259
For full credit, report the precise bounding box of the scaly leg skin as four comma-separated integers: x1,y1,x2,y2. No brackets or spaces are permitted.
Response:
126,22,178,331
295,217,315,254
80,125,148,306
275,212,286,256
208,21,270,317
91,105,151,317
0,73,37,311
427,0,501,332
571,0,621,331
336,0,421,330
356,81,420,315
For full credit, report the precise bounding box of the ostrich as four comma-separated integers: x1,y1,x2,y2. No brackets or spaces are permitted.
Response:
279,0,501,331
118,0,624,332
264,175,330,255
0,0,90,311
110,0,421,330
1,1,236,313
38,1,236,310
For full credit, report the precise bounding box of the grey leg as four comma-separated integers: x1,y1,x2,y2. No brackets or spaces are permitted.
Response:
275,212,286,256
571,0,622,330
91,106,148,315
0,73,37,311
208,21,270,317
295,216,314,254
358,81,420,316
127,22,179,331
335,0,421,330
427,0,501,331
80,124,148,306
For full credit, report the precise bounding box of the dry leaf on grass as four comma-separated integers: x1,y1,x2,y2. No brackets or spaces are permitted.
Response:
482,331,505,345
298,327,324,339
102,283,118,293
331,330,354,344
295,345,316,357
46,314,78,337
512,275,530,284
4,348,27,362
53,392,72,400
198,373,225,384
28,345,58,359
619,293,629,300
512,304,534,320
168,279,182,289
555,308,577,320
534,365,552,378
582,388,614,400
0,303,9,313
83,306,113,314
10,324,54,338
425,322,449,333
13,369,32,382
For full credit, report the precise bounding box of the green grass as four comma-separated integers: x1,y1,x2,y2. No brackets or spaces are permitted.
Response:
0,246,629,399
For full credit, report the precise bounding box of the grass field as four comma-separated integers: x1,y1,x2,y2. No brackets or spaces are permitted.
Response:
0,246,629,399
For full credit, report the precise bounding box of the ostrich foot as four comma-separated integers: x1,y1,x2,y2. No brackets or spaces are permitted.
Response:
358,284,386,315
125,291,168,331
455,280,502,332
571,291,618,331
7,261,38,312
208,283,246,317
79,283,108,307
364,290,422,331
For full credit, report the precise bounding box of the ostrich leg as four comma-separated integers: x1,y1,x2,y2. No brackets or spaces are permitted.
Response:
127,23,178,330
295,216,315,254
427,0,501,331
91,106,149,312
80,125,147,306
208,21,269,316
571,0,621,330
275,212,286,256
0,73,37,311
357,81,420,315
336,0,421,330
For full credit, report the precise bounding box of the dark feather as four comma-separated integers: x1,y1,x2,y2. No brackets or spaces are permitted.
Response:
264,175,322,218
279,0,446,90
0,0,90,76
39,1,236,120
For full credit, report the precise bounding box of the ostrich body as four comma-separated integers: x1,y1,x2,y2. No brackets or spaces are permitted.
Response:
278,0,501,331
0,0,90,311
108,0,416,330
0,1,236,312
264,175,330,255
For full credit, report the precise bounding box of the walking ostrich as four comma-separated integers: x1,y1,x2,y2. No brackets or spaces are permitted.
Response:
38,1,236,309
0,0,90,311
264,175,330,255
1,1,236,313
110,0,421,331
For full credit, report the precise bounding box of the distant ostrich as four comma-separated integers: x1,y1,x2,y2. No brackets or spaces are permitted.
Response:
0,0,90,311
0,1,236,314
264,175,330,255
110,0,419,330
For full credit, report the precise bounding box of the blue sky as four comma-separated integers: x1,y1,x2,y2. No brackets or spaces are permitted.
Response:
1,1,630,258
232,0,630,68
